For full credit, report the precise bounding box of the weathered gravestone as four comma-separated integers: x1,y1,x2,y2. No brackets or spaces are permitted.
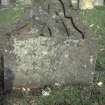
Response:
1,0,97,89
79,0,94,9
1,0,9,6
94,0,104,6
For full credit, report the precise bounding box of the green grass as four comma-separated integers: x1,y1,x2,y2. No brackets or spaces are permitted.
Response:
0,5,24,27
80,6,105,71
3,85,105,105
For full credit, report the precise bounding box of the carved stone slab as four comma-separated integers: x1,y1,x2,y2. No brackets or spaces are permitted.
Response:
2,0,97,89
4,35,96,87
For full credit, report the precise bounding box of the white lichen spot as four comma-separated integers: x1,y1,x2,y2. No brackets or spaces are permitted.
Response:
35,17,40,20
65,54,69,58
54,82,61,87
42,90,50,96
83,64,87,68
42,51,48,55
4,49,8,53
72,40,79,44
97,81,103,87
24,50,28,55
100,48,104,51
39,6,42,11
27,88,31,92
90,56,94,64
72,0,77,3
89,24,94,28
22,87,26,91
91,72,95,75
52,15,56,19
59,12,64,16
35,29,39,33
42,87,51,96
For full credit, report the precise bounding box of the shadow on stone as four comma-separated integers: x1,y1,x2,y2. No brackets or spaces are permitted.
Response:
4,67,14,95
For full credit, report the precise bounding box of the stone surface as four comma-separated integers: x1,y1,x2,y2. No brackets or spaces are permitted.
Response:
79,0,94,9
1,0,9,6
94,0,104,6
5,35,96,86
18,0,32,5
1,0,97,89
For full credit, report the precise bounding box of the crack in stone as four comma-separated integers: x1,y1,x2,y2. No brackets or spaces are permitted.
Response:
58,0,85,39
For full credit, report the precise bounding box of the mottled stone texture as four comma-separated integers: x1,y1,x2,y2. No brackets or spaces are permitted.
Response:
2,0,97,88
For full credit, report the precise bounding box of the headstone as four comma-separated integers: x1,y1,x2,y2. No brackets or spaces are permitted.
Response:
94,0,104,6
79,0,94,9
1,0,9,6
1,0,97,89
71,0,78,8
